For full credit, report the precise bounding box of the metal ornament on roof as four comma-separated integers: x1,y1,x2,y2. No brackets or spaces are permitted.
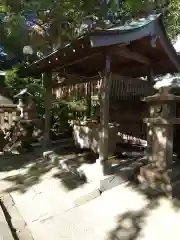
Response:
23,46,33,55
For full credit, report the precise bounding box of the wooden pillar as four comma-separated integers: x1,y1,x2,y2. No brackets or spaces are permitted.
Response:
147,68,154,85
42,72,52,147
146,67,154,159
87,81,92,118
98,55,111,162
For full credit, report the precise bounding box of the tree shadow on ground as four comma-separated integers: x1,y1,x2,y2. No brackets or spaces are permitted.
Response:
2,146,180,240
106,153,180,240
2,157,55,193
107,199,158,240
107,182,180,240
0,146,96,194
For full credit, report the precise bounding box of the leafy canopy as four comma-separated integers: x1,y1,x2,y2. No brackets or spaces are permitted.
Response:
1,0,180,60
0,0,102,56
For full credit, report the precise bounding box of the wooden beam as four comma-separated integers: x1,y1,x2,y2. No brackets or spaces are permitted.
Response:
109,47,150,65
86,82,92,118
147,68,154,85
53,52,101,72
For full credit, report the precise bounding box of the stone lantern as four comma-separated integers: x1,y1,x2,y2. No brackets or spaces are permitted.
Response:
14,88,37,120
142,87,180,197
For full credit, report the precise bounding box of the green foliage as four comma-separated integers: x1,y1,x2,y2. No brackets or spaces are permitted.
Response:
0,0,99,56
0,0,159,56
28,82,45,115
53,98,87,120
1,0,178,57
51,98,87,131
124,0,147,13
165,0,180,39
4,68,89,129
5,67,45,114
5,68,32,96
125,0,180,40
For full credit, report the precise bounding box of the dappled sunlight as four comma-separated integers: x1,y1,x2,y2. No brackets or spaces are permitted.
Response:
1,147,180,239
2,156,55,194
0,147,94,194
105,183,180,240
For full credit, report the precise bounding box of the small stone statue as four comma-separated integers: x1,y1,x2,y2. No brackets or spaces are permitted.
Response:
17,98,25,118
14,88,37,120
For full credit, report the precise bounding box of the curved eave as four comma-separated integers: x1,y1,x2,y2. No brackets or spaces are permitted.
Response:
25,14,180,79
155,15,180,72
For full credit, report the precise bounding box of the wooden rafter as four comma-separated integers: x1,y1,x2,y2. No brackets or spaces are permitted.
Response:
109,46,150,65
53,52,101,72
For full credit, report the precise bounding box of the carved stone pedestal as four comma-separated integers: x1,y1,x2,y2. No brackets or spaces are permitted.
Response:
139,164,171,197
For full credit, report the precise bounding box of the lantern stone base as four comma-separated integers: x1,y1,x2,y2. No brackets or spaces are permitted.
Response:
138,163,180,199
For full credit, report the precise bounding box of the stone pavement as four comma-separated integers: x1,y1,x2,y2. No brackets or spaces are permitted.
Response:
5,183,180,240
0,151,180,239
28,185,180,240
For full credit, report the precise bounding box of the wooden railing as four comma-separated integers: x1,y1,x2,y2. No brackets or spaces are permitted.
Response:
53,80,101,100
